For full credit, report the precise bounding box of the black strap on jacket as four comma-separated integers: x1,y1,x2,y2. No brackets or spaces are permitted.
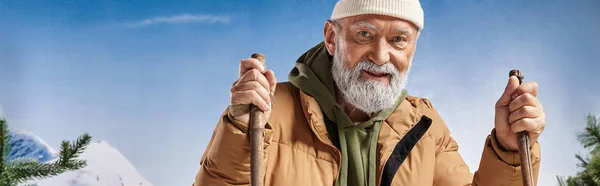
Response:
380,115,433,186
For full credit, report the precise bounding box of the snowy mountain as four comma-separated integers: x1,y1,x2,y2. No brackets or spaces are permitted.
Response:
8,129,59,162
7,129,153,186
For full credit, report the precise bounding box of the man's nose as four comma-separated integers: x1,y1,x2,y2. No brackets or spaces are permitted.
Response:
368,39,391,65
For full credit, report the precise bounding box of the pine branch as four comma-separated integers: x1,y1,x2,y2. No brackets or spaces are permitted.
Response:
56,141,71,167
557,175,567,186
562,113,600,186
576,154,590,168
10,164,64,183
0,116,94,186
0,118,92,185
5,156,87,185
1,118,10,184
4,158,64,184
52,133,91,168
577,114,600,151
63,159,86,169
69,133,91,160
4,133,91,184
586,154,600,184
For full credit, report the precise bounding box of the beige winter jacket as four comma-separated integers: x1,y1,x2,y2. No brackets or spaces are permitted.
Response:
193,82,541,186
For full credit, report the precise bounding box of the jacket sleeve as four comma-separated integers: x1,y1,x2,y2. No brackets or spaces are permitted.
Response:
425,99,541,186
193,108,273,186
471,129,541,186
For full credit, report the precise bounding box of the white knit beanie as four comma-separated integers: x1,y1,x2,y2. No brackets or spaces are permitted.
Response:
330,0,424,30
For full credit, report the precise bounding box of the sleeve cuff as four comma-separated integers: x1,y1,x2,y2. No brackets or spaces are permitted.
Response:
489,129,540,166
226,112,273,143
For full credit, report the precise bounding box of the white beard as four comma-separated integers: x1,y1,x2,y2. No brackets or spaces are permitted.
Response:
331,39,411,114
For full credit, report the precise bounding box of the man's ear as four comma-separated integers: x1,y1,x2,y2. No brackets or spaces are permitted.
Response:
323,20,337,56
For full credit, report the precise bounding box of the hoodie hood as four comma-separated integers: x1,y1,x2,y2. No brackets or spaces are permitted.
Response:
288,41,341,123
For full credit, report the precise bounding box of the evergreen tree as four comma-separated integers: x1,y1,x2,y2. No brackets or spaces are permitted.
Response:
0,118,92,186
558,113,600,186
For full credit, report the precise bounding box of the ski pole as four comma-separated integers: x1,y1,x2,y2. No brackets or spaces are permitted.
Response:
509,69,534,186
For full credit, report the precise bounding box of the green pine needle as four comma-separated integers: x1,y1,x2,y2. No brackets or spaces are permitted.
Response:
69,133,92,160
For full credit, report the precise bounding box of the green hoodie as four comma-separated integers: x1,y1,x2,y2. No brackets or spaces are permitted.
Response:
288,42,407,186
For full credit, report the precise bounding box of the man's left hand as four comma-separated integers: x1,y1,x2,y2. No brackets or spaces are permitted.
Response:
494,76,546,151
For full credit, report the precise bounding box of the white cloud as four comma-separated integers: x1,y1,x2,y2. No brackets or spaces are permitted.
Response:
126,14,230,28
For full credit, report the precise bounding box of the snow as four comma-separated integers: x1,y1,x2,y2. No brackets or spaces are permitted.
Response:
8,128,59,162
7,129,153,186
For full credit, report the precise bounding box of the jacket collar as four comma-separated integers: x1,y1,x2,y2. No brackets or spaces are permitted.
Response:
299,89,336,147
299,88,422,142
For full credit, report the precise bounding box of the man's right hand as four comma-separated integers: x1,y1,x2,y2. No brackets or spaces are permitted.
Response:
228,57,277,126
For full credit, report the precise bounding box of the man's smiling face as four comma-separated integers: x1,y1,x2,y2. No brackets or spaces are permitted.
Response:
324,14,420,113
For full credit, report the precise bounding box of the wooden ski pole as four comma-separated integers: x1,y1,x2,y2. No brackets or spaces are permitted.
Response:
249,53,267,186
509,69,534,186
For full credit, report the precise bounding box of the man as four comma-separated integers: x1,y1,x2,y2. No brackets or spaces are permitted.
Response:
194,0,545,185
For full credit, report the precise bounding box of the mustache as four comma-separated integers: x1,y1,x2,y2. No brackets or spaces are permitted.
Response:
354,61,401,76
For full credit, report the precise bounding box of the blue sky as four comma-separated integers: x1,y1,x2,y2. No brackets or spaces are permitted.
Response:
0,0,599,185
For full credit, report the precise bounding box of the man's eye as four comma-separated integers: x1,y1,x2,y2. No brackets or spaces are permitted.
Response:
393,36,406,42
359,31,370,37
